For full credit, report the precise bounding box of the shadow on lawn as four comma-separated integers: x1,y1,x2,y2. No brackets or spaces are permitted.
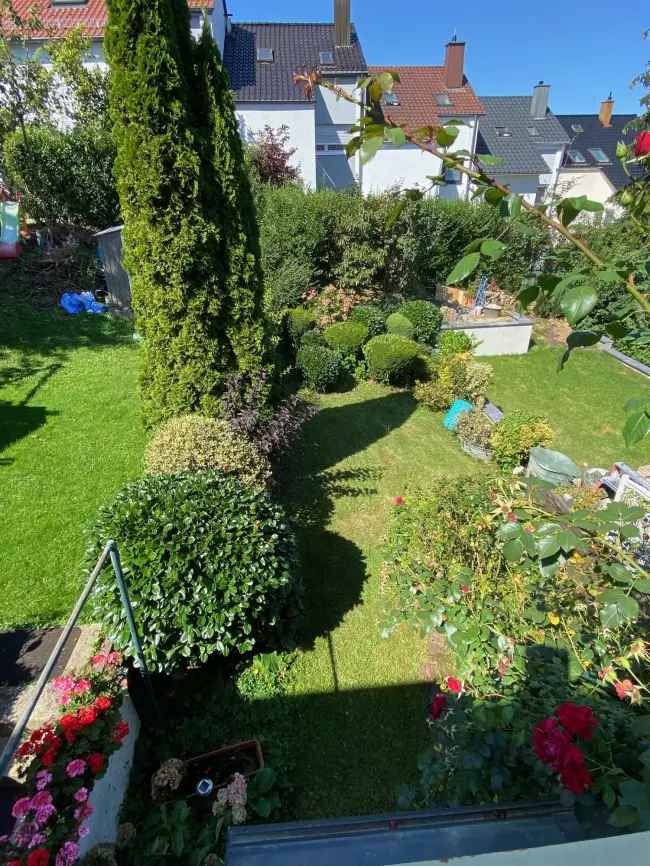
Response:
277,391,416,651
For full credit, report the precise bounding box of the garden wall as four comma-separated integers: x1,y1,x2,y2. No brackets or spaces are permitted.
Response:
442,316,533,356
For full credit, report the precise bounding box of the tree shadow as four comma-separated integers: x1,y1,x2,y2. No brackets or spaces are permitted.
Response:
0,401,51,455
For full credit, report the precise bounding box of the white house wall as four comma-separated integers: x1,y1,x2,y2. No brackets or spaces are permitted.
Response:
236,103,316,188
539,146,565,190
490,173,540,204
556,168,622,219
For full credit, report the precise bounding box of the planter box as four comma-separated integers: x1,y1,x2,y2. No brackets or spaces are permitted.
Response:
460,440,492,462
441,315,533,356
184,739,264,795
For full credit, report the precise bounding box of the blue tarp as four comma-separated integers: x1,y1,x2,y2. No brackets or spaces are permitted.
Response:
59,292,106,315
444,399,473,431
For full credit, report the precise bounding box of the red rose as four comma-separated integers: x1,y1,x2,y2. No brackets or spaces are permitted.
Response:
113,721,129,742
532,717,571,770
87,753,105,775
634,131,650,158
41,747,58,768
78,707,98,726
429,694,448,720
446,677,463,694
555,703,598,741
94,696,112,712
559,744,593,795
27,849,50,866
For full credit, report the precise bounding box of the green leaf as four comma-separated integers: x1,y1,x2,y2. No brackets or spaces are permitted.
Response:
556,530,580,553
608,805,640,828
536,534,561,558
484,187,507,206
478,154,505,166
598,588,639,621
633,579,650,593
567,331,600,349
507,194,522,218
385,127,406,146
436,126,459,147
560,285,598,325
375,71,397,93
360,135,384,165
623,409,650,447
631,717,650,738
447,252,480,285
480,239,507,260
254,797,273,818
497,522,523,541
503,538,524,562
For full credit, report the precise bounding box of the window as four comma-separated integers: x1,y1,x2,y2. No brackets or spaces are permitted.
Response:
384,92,400,106
588,147,610,164
327,144,346,151
444,167,461,184
567,149,587,164
256,47,274,62
319,50,334,65
316,145,326,152
495,126,512,137
190,12,203,29
571,123,584,134
435,93,453,106
527,126,540,136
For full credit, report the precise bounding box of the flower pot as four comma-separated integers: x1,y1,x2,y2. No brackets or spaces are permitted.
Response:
460,440,492,462
183,740,264,796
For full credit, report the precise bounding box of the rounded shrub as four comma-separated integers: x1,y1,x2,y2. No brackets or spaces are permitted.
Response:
286,306,315,345
491,411,554,470
324,321,369,355
363,334,420,384
400,300,443,345
351,304,386,337
300,329,326,347
386,312,415,339
144,415,271,488
437,330,473,357
296,344,342,391
88,471,302,673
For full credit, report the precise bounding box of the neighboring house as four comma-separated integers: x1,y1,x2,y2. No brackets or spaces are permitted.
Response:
556,99,644,218
477,83,570,203
365,39,485,198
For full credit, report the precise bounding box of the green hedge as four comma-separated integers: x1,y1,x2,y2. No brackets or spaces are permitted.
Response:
351,304,386,336
324,321,369,355
400,299,443,344
386,312,415,339
363,333,420,384
296,344,342,391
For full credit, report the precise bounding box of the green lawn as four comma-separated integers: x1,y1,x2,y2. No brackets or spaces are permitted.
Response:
0,301,145,628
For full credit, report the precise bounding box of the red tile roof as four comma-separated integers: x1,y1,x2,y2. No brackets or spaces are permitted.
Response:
5,0,214,39
368,65,484,130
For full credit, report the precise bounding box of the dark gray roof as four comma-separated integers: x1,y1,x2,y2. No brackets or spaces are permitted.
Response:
556,113,644,190
224,22,368,103
477,96,570,175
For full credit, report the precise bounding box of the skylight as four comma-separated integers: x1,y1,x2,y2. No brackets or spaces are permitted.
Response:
567,149,587,164
571,123,584,134
435,93,453,107
495,126,512,137
588,147,610,164
319,50,334,66
256,48,274,62
384,92,400,106
527,126,540,136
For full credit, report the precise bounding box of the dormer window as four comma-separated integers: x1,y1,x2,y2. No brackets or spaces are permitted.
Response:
571,123,584,134
527,126,540,136
567,149,587,164
495,126,512,137
384,92,400,106
256,48,274,62
319,50,334,66
435,93,453,107
588,147,610,164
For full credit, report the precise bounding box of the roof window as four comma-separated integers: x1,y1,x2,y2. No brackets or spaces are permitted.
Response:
527,126,540,136
319,50,334,65
588,147,610,164
495,126,512,137
384,92,400,106
567,149,587,164
435,93,453,107
256,48,274,62
571,123,584,134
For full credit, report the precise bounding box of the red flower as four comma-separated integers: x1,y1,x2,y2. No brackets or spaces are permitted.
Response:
113,721,129,742
559,744,593,795
78,706,98,727
27,849,50,866
87,753,105,775
8,860,21,866
555,703,598,742
429,694,448,720
507,512,518,523
393,496,405,506
532,717,571,770
460,585,471,594
446,677,463,694
634,131,650,158
94,696,112,712
60,713,80,732
41,748,58,768
614,679,640,703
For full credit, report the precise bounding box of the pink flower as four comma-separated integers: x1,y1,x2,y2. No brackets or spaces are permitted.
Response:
28,833,47,849
55,842,79,866
393,496,405,506
52,676,74,695
507,512,518,523
34,804,57,826
72,679,91,695
446,676,463,694
90,653,107,668
74,802,93,822
12,796,32,819
66,758,87,778
73,787,89,803
36,770,53,791
30,791,53,809
78,826,90,839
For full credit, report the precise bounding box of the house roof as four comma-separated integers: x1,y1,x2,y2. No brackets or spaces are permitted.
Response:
224,22,367,103
556,113,644,190
367,65,484,129
4,0,215,40
477,95,570,175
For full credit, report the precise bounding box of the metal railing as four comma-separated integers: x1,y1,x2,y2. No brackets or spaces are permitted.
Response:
0,539,155,778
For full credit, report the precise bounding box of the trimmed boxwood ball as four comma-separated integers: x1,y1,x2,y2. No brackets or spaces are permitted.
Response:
386,312,415,339
324,321,369,355
400,300,443,345
296,344,342,391
363,334,420,384
286,306,315,344
88,471,302,673
351,304,386,337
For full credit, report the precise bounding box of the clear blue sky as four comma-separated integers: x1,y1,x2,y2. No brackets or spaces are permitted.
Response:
229,0,648,115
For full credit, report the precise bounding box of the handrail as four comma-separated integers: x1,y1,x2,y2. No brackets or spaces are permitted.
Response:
0,539,156,778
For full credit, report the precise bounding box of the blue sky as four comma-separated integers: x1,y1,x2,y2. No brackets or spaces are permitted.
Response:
229,0,648,115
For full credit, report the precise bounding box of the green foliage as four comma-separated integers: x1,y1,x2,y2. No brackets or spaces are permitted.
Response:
413,375,455,411
88,471,301,673
264,259,313,317
437,330,473,358
323,321,369,355
363,333,419,384
106,4,265,425
386,311,415,339
300,329,326,347
399,300,443,345
3,124,119,231
296,344,342,391
286,306,316,344
490,411,554,469
351,304,386,337
413,353,491,411
144,414,271,488
456,408,493,450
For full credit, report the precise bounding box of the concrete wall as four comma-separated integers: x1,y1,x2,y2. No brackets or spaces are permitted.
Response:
236,103,317,189
444,318,533,356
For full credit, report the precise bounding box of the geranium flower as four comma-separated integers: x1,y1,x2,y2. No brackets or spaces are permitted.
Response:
78,826,90,839
87,753,105,775
429,693,448,720
34,804,57,826
11,797,32,819
532,717,571,770
27,849,50,866
94,696,112,712
74,802,93,821
41,748,58,768
54,842,79,866
90,653,107,668
36,770,52,791
72,679,91,695
28,833,46,849
445,677,463,694
65,758,87,778
113,721,130,742
559,744,593,795
30,791,53,809
78,706,98,726
614,679,641,703
555,703,598,741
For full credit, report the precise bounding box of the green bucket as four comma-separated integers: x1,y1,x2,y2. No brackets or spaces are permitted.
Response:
527,447,579,486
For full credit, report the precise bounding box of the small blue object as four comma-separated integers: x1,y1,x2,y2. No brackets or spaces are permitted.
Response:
444,399,473,431
59,291,106,315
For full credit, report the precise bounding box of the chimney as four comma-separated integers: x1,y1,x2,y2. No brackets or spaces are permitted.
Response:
334,0,351,47
531,81,550,118
599,93,614,127
444,35,465,89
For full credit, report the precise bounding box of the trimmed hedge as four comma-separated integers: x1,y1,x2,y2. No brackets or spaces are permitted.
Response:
386,312,415,339
286,306,315,344
324,321,369,355
400,300,443,345
351,304,386,337
88,471,301,673
296,344,342,391
363,334,420,384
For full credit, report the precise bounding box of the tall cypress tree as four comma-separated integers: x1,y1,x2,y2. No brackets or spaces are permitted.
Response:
106,0,266,425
